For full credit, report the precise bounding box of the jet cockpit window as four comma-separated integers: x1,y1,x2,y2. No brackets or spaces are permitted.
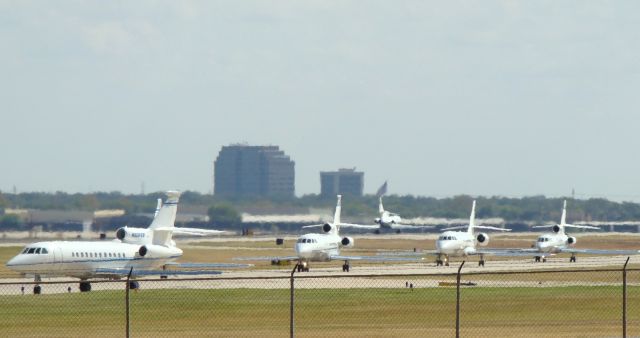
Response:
27,248,36,254
41,248,48,254
35,248,41,254
22,247,29,254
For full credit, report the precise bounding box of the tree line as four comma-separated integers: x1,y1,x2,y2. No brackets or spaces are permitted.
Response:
1,192,640,229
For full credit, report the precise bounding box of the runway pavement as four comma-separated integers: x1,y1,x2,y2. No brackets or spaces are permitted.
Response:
1,255,637,295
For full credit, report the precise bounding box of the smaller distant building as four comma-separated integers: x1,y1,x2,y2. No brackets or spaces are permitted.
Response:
320,168,364,197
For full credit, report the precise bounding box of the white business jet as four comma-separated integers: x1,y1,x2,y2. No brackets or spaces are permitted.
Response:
520,200,638,262
372,196,433,233
6,191,244,294
238,195,422,272
431,200,511,266
319,196,433,234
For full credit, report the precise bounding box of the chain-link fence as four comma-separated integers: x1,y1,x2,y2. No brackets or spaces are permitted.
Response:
0,263,637,337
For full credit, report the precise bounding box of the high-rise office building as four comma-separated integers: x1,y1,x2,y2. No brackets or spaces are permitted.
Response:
320,168,364,197
214,145,295,197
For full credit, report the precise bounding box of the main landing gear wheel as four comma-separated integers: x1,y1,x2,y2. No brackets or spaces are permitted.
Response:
478,255,485,267
342,260,350,272
570,254,576,263
534,256,541,262
79,281,92,292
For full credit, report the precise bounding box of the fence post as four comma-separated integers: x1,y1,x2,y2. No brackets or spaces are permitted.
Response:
623,257,629,338
126,267,133,338
456,261,465,338
290,263,298,338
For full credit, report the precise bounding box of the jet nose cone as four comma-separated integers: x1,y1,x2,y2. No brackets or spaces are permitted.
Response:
6,255,20,269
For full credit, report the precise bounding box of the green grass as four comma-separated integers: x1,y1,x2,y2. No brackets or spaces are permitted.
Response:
0,285,638,337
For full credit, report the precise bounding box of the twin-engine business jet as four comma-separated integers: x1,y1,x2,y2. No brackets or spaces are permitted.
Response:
239,195,422,272
381,200,511,266
511,200,639,262
7,191,244,294
331,197,433,234
430,200,512,266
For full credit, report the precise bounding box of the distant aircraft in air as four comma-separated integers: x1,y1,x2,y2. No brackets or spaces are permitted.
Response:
510,200,639,262
237,195,422,272
6,191,246,294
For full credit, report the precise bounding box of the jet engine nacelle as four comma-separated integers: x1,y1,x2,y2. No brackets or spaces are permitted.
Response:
476,233,490,246
322,223,333,233
567,236,577,245
552,225,561,233
138,244,181,259
341,236,354,248
116,227,150,245
374,218,381,225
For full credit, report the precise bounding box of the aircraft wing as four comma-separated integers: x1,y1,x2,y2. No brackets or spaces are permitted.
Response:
232,256,301,262
330,254,424,262
375,250,437,256
474,248,542,257
153,227,230,236
94,268,223,277
556,248,640,255
164,262,252,269
390,223,434,230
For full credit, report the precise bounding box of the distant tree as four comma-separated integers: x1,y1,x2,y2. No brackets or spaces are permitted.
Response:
208,205,241,225
0,214,21,230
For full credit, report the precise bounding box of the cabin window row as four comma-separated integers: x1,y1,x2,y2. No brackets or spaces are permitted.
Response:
439,236,458,241
71,252,126,259
21,247,49,254
297,238,318,244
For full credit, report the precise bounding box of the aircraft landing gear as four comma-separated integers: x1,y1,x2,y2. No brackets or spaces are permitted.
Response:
395,230,401,234
296,261,309,272
542,257,547,263
128,281,140,290
33,274,42,294
436,255,443,266
570,254,576,263
79,281,92,292
534,256,541,262
342,260,350,272
478,255,485,267
444,256,450,267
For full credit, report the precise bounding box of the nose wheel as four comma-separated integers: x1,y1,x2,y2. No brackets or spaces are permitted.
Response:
570,254,576,262
79,281,92,292
296,261,309,272
478,255,485,267
342,260,350,272
33,274,42,294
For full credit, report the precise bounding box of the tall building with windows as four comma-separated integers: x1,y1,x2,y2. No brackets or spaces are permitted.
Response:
320,168,364,197
214,145,295,197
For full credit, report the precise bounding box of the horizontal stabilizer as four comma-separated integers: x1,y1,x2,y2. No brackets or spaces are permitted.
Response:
563,224,601,230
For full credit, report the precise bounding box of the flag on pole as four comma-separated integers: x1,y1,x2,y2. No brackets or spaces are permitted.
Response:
376,181,388,197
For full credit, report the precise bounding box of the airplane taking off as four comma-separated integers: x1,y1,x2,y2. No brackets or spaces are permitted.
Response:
238,195,422,272
7,191,245,294
512,200,639,262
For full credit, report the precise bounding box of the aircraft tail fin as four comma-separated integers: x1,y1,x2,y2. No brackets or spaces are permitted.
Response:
378,197,385,214
560,200,567,227
149,191,181,246
333,195,342,231
467,200,476,234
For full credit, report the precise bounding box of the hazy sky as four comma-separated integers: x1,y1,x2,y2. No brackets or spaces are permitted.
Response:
2,1,640,200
